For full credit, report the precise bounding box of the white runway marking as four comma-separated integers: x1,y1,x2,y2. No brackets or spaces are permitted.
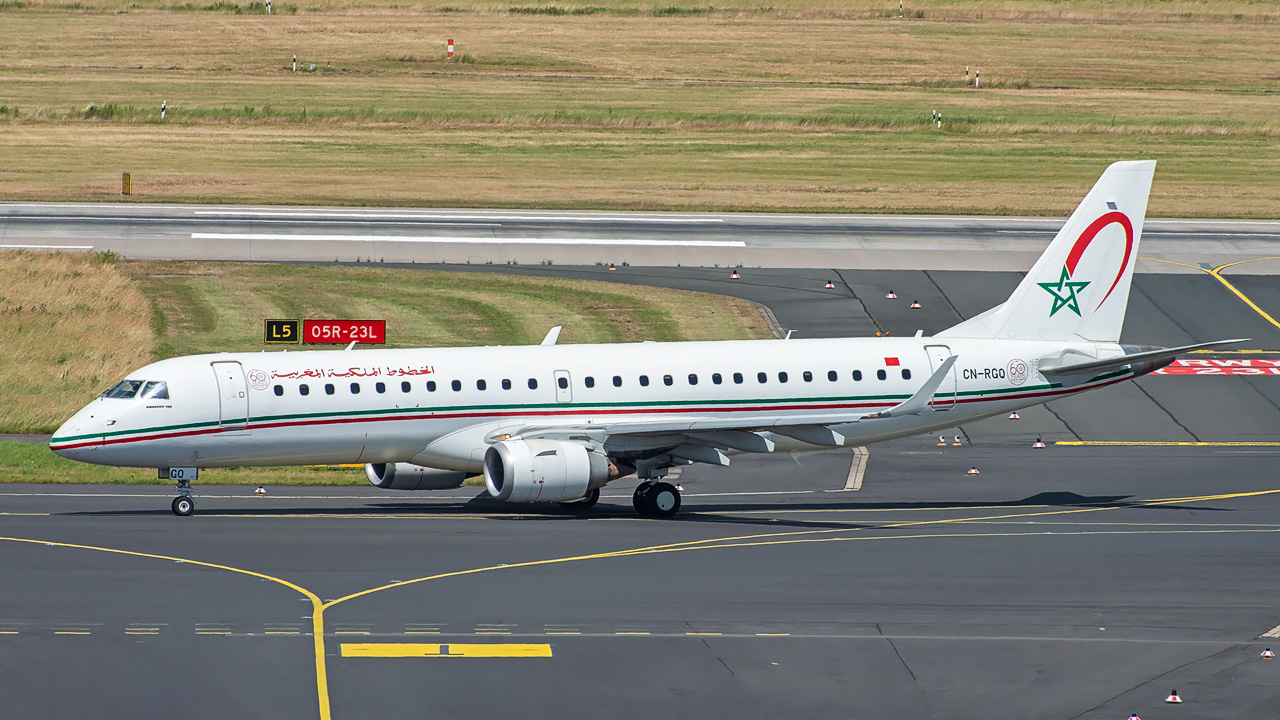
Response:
194,211,724,224
0,244,94,250
191,233,746,248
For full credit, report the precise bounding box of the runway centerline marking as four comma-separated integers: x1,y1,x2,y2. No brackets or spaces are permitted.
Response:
3,486,1277,720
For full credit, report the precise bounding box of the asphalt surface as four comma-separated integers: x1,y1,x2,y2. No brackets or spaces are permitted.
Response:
4,202,1280,271
4,203,1280,719
3,445,1279,720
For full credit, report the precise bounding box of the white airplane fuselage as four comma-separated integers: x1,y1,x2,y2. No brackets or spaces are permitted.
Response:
51,335,1131,471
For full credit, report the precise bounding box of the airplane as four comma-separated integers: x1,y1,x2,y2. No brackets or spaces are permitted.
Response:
50,160,1242,517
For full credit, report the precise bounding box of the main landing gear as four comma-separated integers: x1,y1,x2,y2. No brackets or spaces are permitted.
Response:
172,478,195,516
633,481,681,518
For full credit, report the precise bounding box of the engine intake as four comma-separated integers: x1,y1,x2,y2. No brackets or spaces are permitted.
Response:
483,439,614,503
365,463,469,491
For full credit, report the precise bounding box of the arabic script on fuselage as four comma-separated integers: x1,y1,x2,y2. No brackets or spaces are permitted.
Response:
270,365,434,380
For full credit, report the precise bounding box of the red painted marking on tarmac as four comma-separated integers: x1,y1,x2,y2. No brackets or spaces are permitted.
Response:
1153,358,1280,376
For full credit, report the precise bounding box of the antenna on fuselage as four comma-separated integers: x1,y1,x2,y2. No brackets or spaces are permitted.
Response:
345,341,358,351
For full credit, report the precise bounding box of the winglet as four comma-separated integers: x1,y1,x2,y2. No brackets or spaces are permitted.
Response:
863,355,958,419
540,326,562,346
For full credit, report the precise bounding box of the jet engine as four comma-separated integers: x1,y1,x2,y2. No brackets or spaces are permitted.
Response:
483,439,617,503
365,462,469,491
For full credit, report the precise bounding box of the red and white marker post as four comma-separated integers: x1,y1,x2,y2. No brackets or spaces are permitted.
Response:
447,39,454,58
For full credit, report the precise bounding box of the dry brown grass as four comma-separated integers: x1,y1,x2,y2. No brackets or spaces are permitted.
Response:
0,251,154,433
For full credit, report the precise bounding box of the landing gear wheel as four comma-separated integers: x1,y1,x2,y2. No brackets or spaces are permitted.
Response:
647,482,681,518
559,488,600,510
172,496,195,516
633,483,654,515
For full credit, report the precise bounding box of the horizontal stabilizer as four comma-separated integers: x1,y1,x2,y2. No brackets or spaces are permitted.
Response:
1039,339,1247,376
863,355,958,419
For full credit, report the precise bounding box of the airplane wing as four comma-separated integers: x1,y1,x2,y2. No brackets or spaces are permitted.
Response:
505,355,960,462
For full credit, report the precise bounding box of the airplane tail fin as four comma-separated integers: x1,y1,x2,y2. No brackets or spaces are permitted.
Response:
938,160,1155,343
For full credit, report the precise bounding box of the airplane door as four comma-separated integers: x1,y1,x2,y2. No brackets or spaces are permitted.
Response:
924,345,957,410
211,361,250,428
553,370,572,404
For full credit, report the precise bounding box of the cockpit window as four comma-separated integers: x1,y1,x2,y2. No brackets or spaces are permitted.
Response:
141,381,169,400
102,379,144,399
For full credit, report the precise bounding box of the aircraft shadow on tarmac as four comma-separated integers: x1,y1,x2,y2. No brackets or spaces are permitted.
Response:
62,490,1232,530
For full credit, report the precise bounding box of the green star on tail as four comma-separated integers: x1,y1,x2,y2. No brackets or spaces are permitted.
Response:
1038,265,1090,317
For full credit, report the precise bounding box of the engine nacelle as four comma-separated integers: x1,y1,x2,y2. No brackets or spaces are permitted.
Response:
365,462,469,491
483,439,614,503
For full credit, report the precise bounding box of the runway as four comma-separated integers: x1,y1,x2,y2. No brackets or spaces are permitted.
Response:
4,202,1280,718
4,202,1280,271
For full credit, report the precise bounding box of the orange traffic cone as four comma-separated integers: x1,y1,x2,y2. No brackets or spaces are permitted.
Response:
885,291,897,299
1008,411,1019,420
966,466,980,476
825,280,835,289
910,300,921,309
255,486,266,496
1033,438,1045,448
1262,648,1275,659
730,271,740,279
1165,690,1182,704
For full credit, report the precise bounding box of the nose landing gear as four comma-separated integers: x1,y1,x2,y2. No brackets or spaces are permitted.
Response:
171,477,196,516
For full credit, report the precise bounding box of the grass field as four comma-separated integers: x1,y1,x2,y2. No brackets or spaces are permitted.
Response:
0,251,770,434
2,2,1278,214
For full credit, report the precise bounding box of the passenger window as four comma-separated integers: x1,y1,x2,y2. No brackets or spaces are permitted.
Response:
876,369,887,381
528,378,538,390
350,382,361,394
102,379,143,399
778,372,788,383
502,379,512,390
376,382,386,394
852,371,862,382
273,385,283,396
803,371,813,383
325,383,335,395
477,379,487,391
663,375,673,386
585,376,595,388
688,374,698,385
902,369,912,380
733,372,744,384
639,375,650,387
757,372,767,384
401,381,411,393
141,381,169,400
827,370,837,382
427,381,437,392
712,373,722,385
300,384,310,396
452,380,462,392
613,376,622,387
558,377,569,389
